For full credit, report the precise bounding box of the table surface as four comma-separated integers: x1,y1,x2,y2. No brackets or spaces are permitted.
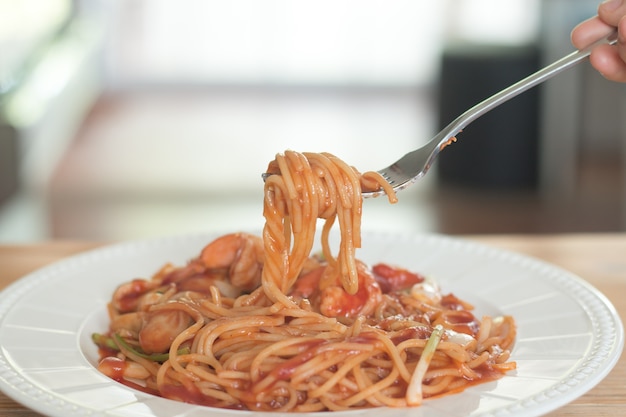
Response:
0,234,624,416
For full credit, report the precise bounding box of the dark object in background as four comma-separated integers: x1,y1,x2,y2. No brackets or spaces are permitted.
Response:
437,44,540,189
0,124,18,204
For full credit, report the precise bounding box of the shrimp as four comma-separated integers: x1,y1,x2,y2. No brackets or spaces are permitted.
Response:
292,260,382,318
111,279,156,314
108,233,265,354
139,308,194,354
110,312,143,338
148,233,264,298
199,232,264,292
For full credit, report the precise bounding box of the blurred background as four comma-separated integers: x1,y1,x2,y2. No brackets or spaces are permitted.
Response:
1,0,625,243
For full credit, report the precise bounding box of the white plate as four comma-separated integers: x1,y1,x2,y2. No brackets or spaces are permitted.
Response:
0,232,622,417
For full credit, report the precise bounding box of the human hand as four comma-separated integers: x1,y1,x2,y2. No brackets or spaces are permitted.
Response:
571,0,626,82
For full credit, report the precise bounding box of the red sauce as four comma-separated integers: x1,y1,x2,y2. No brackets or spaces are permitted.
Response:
161,381,230,407
438,310,480,336
373,263,424,293
390,327,431,344
349,283,372,316
441,293,473,310
98,356,126,381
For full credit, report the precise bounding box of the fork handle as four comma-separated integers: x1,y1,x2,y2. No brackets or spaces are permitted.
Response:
443,28,619,140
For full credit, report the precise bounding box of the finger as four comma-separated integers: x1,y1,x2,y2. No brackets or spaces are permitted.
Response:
619,15,626,60
571,16,614,49
598,0,626,27
613,16,626,80
590,44,626,82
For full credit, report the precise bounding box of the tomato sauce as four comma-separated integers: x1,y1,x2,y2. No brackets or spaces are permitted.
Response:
372,263,425,293
160,381,229,407
438,310,480,336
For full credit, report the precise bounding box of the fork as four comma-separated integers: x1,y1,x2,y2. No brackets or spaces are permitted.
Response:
362,28,618,198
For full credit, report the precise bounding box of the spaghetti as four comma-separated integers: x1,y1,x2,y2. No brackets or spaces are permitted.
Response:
94,150,516,411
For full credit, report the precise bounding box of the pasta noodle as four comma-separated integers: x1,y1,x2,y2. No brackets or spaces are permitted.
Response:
94,150,516,411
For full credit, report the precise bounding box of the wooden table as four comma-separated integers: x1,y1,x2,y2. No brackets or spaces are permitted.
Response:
0,235,624,416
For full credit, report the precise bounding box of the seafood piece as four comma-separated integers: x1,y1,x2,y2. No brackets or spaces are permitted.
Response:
199,232,264,292
139,309,193,354
111,279,156,313
291,261,383,318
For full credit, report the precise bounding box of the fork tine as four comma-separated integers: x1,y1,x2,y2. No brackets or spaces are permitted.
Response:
363,134,449,198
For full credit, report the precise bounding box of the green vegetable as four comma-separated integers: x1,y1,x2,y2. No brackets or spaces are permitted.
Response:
92,333,119,351
92,332,190,363
113,333,190,362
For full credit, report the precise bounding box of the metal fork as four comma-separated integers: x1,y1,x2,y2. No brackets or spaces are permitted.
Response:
362,28,618,198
